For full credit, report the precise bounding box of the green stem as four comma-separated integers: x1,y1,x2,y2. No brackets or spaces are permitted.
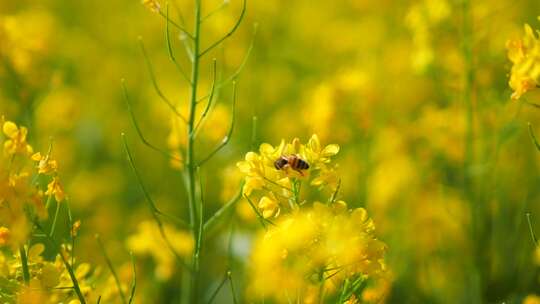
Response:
19,245,30,285
96,235,127,304
35,222,86,304
317,267,325,304
526,213,539,247
49,200,61,237
206,271,228,304
227,271,238,304
44,192,53,209
245,195,269,229
290,179,301,209
203,183,243,235
59,248,87,304
186,1,202,302
528,122,540,151
128,252,137,304
122,134,191,270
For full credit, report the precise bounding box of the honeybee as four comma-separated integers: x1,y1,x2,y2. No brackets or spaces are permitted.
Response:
274,154,310,173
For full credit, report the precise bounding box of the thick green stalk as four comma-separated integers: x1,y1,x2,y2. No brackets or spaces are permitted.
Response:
186,0,202,302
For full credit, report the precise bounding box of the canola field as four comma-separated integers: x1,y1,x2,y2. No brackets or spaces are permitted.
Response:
1,0,540,303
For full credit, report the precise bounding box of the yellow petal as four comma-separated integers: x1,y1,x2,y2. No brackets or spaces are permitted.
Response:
19,127,28,141
75,263,91,278
31,152,42,161
2,121,18,138
262,209,276,219
259,143,275,156
245,151,259,162
244,177,264,195
276,139,286,155
525,23,534,38
28,243,45,261
292,138,301,152
333,200,348,213
308,134,321,153
321,144,340,157
352,208,368,222
258,196,277,209
236,161,251,172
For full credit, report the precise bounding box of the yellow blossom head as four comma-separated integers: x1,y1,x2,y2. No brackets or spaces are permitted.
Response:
248,202,386,302
237,135,340,219
507,21,540,100
32,152,59,175
45,176,65,202
2,120,33,156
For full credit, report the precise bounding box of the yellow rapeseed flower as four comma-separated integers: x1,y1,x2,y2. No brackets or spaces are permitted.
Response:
31,152,59,175
507,21,540,100
258,195,279,219
2,120,33,156
237,135,340,218
45,177,65,202
71,220,81,237
248,202,386,302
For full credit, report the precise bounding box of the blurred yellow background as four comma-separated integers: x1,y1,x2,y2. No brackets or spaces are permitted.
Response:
1,0,540,303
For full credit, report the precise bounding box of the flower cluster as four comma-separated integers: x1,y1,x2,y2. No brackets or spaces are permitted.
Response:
0,242,125,303
507,18,540,100
0,118,130,303
237,135,340,218
0,119,65,249
239,135,387,302
248,202,387,302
